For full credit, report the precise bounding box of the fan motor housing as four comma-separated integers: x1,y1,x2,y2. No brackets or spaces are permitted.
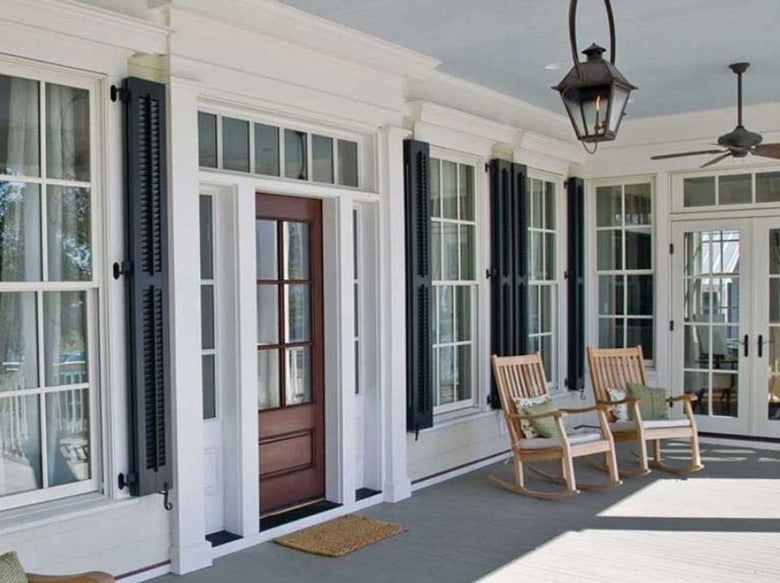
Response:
718,125,763,150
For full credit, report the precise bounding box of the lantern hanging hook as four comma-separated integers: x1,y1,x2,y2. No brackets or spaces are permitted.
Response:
569,0,616,81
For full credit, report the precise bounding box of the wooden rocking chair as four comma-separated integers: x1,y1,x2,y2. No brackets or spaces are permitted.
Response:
587,346,704,476
490,353,621,500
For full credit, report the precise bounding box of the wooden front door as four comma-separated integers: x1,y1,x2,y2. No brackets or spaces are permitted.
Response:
256,193,325,514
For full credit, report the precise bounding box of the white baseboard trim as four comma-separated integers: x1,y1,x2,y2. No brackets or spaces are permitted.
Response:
699,436,780,452
118,563,171,583
411,451,512,492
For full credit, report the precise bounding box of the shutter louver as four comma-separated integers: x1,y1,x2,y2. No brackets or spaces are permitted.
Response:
489,160,529,408
404,139,434,432
566,177,586,392
121,77,172,497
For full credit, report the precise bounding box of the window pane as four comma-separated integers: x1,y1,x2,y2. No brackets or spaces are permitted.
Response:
540,286,553,334
222,117,249,172
283,221,310,280
719,174,751,205
199,195,214,280
0,394,41,496
337,139,359,187
284,129,307,180
458,165,474,221
684,176,715,207
46,388,90,487
46,186,91,281
0,182,41,282
597,230,622,270
43,291,88,387
770,280,779,323
438,286,454,343
599,318,624,348
529,286,540,334
544,181,556,230
0,75,39,177
598,275,623,316
258,349,280,410
256,284,278,346
430,159,441,218
544,232,556,280
202,355,216,420
456,344,472,402
625,229,652,270
627,275,653,315
46,83,90,181
312,135,333,184
456,286,471,341
254,123,279,176
285,346,311,405
198,113,217,169
0,292,37,391
441,161,457,219
442,223,458,280
531,231,544,280
771,229,780,275
627,319,654,360
530,179,543,229
596,185,622,226
459,224,474,280
201,285,215,350
624,183,651,226
431,221,441,280
256,219,278,280
684,325,708,369
284,284,310,343
756,172,780,203
540,334,553,382
438,346,455,405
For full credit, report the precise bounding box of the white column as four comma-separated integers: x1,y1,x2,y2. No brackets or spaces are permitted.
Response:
378,126,412,502
167,77,212,574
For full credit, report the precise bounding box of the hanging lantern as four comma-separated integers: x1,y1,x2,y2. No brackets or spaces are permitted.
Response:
553,0,636,147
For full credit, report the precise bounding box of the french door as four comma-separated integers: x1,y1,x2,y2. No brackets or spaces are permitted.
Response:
672,217,780,438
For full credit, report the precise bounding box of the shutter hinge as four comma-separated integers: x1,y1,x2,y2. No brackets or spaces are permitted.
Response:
110,84,128,103
484,163,491,173
669,320,675,332
113,260,133,280
117,471,137,490
669,243,674,254
486,268,497,279
564,179,569,188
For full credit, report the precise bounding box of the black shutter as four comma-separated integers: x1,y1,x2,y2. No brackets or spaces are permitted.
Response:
488,160,528,408
404,139,433,432
120,77,172,497
566,177,585,392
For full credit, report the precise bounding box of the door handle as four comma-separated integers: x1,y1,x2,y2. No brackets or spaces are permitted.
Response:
744,334,749,358
759,334,763,358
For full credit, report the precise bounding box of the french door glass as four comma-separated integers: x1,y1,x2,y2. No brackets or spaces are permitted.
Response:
767,228,780,422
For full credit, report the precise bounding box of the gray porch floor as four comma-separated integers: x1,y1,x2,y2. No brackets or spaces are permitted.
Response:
156,440,780,583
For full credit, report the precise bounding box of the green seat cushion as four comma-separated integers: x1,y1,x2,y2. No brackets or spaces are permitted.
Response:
626,382,669,421
0,552,28,583
516,396,560,438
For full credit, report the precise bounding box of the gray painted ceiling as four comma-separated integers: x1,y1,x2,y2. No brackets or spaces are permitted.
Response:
281,0,780,119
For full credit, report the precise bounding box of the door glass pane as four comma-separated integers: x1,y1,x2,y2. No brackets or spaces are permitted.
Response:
256,219,278,280
756,172,780,204
770,229,780,275
312,135,333,184
222,117,249,173
46,387,90,486
46,186,91,281
285,346,311,405
284,129,307,180
201,285,215,350
202,354,216,420
718,174,751,205
711,371,738,417
684,177,715,207
597,230,622,270
0,292,37,391
458,165,474,221
684,371,710,414
198,113,217,169
284,284,310,343
0,182,41,282
684,325,708,369
441,161,457,219
0,75,39,177
337,140,359,188
256,285,278,346
771,280,780,324
258,349,280,409
625,229,652,270
199,195,214,279
598,275,623,316
627,275,653,315
254,123,279,176
46,83,90,181
283,222,310,280
624,183,651,226
0,394,41,495
768,327,780,420
599,318,624,348
596,185,622,226
626,318,653,360
43,291,88,387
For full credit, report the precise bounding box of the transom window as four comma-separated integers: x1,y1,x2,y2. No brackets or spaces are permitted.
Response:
198,112,359,188
430,158,477,413
0,71,98,507
682,171,780,209
595,182,654,360
528,177,558,387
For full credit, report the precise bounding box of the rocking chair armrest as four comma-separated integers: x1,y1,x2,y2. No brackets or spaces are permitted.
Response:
507,410,566,422
27,573,115,583
597,397,639,407
666,394,697,403
559,404,611,415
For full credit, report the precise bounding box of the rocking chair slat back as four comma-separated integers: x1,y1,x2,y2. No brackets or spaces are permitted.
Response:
492,353,549,441
587,346,648,403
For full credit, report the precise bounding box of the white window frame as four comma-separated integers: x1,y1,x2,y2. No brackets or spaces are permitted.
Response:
672,165,780,214
199,193,219,421
0,60,105,512
527,170,566,393
589,176,656,364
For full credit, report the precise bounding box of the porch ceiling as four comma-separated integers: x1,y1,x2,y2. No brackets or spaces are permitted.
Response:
280,0,780,120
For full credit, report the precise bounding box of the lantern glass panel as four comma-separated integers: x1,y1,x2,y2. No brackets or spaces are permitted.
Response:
609,86,630,134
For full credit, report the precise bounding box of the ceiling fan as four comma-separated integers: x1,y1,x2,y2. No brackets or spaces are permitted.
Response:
651,63,780,168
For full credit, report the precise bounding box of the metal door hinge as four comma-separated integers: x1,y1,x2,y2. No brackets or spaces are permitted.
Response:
669,320,674,331
110,84,128,103
669,243,674,254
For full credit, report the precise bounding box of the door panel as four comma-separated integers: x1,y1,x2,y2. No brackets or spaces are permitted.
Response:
256,193,324,514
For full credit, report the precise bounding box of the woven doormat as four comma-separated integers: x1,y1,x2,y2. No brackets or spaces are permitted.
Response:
274,515,406,557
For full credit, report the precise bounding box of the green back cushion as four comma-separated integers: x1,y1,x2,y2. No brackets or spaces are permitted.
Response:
518,396,560,438
626,382,669,420
0,552,28,583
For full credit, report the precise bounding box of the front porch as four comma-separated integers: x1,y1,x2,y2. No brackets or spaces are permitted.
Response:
154,439,780,583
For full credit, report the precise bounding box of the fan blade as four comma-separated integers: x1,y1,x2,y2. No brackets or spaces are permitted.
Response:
651,149,726,160
700,152,733,168
752,143,780,160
